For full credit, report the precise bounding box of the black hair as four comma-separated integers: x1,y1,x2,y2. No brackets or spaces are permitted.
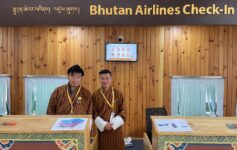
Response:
99,69,112,75
67,65,84,76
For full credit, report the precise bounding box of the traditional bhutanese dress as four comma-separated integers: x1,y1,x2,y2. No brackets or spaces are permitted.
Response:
92,87,127,150
47,84,92,115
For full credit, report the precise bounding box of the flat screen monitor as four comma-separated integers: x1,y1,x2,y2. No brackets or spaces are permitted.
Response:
105,43,138,62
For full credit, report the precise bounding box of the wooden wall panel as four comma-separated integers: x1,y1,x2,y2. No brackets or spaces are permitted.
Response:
163,26,237,117
0,26,237,137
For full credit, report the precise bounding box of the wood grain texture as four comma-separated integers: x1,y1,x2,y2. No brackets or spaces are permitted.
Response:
0,115,91,133
0,26,237,137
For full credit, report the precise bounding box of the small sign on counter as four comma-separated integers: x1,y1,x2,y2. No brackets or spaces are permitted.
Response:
155,119,193,132
51,118,88,131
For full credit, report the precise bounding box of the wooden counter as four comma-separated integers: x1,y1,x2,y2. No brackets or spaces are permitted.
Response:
0,115,92,150
152,116,237,150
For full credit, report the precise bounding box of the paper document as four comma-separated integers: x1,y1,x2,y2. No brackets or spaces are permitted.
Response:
155,119,192,132
51,118,88,131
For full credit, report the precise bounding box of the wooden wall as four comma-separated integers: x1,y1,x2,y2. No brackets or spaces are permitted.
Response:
0,26,237,137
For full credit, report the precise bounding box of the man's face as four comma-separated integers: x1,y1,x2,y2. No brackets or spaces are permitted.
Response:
68,73,82,87
99,73,112,88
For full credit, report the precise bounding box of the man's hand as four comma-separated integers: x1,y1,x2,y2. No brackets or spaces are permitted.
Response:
104,123,113,131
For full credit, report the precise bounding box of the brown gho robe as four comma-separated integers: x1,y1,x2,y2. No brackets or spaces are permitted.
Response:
92,87,127,150
47,84,92,115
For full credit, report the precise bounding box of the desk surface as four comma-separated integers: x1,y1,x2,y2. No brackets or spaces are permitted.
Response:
0,115,91,134
151,116,237,136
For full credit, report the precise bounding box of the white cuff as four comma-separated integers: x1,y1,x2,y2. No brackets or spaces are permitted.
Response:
111,115,124,130
90,119,92,131
95,117,107,132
